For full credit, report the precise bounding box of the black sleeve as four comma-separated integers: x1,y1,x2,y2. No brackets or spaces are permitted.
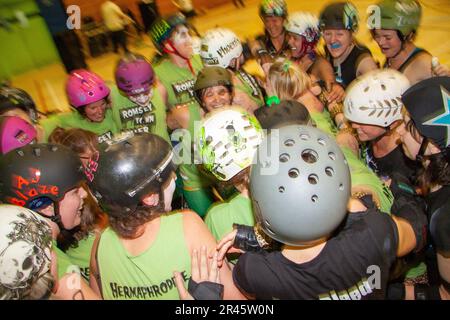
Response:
232,253,257,298
363,209,399,263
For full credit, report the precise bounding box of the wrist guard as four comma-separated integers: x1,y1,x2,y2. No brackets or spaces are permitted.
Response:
188,279,224,300
233,224,268,252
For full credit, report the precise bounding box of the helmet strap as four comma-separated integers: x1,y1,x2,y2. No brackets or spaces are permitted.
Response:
164,40,196,75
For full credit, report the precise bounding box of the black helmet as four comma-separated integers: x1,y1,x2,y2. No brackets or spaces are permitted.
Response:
254,100,312,129
0,144,85,209
402,76,450,151
0,86,38,123
319,2,359,32
89,133,175,218
194,66,233,101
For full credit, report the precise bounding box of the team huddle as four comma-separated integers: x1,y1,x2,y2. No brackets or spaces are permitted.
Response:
0,0,449,300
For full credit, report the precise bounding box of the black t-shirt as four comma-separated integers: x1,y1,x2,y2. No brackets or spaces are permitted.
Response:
425,185,450,252
325,43,372,88
364,145,419,180
233,209,398,300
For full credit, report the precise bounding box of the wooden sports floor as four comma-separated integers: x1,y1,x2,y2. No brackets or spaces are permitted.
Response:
10,0,450,114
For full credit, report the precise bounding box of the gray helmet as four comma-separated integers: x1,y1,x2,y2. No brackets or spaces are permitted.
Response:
89,132,175,218
250,125,351,245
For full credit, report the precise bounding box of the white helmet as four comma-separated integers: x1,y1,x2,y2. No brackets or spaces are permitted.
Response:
200,28,243,69
0,205,52,300
344,69,411,127
284,12,321,42
197,106,263,181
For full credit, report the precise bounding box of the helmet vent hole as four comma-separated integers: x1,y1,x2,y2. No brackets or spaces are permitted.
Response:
381,84,386,91
300,133,310,141
317,138,326,146
339,183,344,191
88,91,94,96
364,86,369,92
328,152,336,161
284,139,295,147
288,168,299,178
325,167,334,177
301,149,318,164
308,174,319,185
278,186,285,193
311,195,318,203
279,153,290,163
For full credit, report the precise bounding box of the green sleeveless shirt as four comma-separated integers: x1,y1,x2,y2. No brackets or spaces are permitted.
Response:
205,193,255,242
64,234,96,281
110,86,170,143
97,212,191,300
234,69,265,108
40,108,121,144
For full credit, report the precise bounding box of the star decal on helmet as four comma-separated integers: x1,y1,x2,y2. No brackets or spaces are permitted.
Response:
423,86,450,147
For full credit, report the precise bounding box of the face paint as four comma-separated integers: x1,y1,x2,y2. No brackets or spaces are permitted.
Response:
172,26,191,47
330,42,342,49
129,89,153,106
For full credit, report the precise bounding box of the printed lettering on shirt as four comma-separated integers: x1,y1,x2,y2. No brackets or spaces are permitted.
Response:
98,131,113,144
108,271,189,299
120,104,154,122
172,79,195,98
318,277,375,300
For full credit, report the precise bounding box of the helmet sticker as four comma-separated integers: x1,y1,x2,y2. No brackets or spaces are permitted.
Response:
423,86,450,147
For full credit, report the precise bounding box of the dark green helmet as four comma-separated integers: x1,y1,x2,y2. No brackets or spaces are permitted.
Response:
149,13,187,53
319,2,359,32
194,66,233,101
368,0,421,37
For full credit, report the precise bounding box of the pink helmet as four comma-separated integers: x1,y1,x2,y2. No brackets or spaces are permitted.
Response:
0,116,37,154
66,69,111,108
115,55,155,95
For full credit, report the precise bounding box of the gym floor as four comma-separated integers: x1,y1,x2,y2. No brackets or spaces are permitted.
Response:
10,0,450,114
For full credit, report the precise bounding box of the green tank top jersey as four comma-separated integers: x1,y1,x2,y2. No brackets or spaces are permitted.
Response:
65,234,96,281
310,110,338,137
205,193,255,242
234,70,265,108
97,212,192,300
53,240,77,280
40,108,121,144
110,86,170,143
153,54,203,109
341,146,394,214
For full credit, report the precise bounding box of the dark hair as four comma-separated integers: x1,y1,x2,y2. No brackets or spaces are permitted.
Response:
416,150,450,195
49,127,98,155
49,128,104,250
108,192,165,239
406,119,450,194
198,85,233,112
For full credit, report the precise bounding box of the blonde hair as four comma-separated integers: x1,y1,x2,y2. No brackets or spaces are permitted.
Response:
268,60,312,100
